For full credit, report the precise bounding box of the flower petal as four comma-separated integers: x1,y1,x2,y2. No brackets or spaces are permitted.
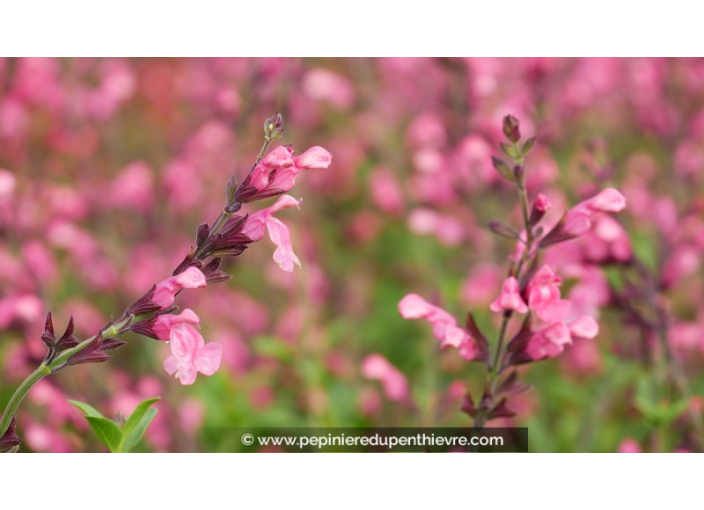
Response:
195,342,223,376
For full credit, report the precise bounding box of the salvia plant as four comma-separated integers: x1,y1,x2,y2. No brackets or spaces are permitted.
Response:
398,116,627,428
0,113,332,452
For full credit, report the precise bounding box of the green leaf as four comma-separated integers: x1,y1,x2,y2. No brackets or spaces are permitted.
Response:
119,397,160,453
491,156,516,183
85,416,123,453
68,399,105,419
522,136,537,155
120,409,158,453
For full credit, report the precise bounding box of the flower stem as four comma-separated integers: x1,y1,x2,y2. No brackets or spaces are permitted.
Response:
0,364,51,438
0,315,132,439
475,148,535,427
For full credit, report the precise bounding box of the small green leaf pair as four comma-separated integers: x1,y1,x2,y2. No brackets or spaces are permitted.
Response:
634,378,689,427
69,397,160,453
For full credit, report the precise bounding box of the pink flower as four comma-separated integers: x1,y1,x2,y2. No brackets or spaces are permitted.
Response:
564,188,627,236
152,267,207,309
525,315,598,361
398,294,478,360
163,323,222,385
294,146,333,170
490,277,528,314
249,146,332,192
243,195,302,272
249,146,295,191
581,188,627,213
563,210,593,236
152,308,200,340
526,322,572,360
582,215,633,262
361,354,409,402
261,145,295,168
526,265,571,322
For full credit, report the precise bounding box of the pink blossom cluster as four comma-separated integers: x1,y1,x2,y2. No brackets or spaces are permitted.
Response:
126,140,332,385
399,188,626,366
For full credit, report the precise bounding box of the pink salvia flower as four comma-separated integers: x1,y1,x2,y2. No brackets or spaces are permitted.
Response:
152,267,207,309
563,210,593,236
535,300,572,323
243,195,301,241
564,188,627,236
361,354,409,402
581,188,627,213
526,265,571,322
249,145,332,192
249,146,295,191
398,294,477,360
261,145,295,168
163,323,222,385
583,215,633,262
526,322,572,360
152,308,201,341
243,195,302,272
524,315,598,362
266,217,301,272
293,146,333,170
490,277,528,313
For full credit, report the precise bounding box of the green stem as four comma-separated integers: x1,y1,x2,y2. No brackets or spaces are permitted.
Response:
0,316,131,439
490,312,510,375
0,364,51,437
518,184,533,246
489,176,533,378
475,151,535,427
255,138,272,165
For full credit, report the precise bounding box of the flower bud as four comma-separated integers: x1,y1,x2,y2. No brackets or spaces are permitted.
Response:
529,193,552,226
502,115,521,143
263,112,285,141
0,417,21,453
